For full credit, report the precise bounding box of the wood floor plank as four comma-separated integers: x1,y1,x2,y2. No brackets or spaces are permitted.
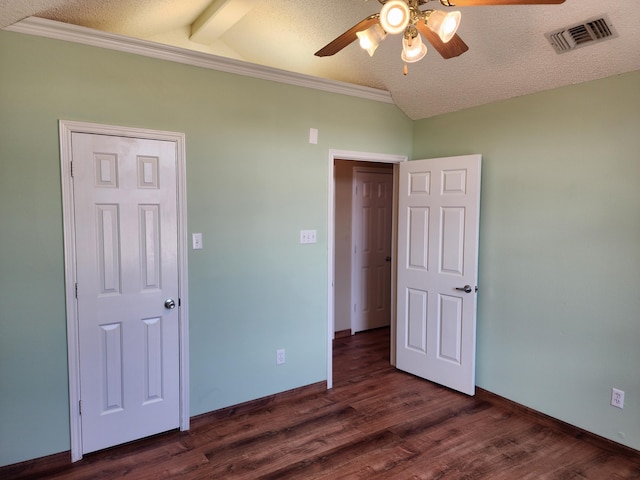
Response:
201,406,365,478
3,327,639,479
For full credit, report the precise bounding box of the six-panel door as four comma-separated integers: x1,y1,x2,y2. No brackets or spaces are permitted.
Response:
353,169,393,333
396,155,481,395
72,132,180,453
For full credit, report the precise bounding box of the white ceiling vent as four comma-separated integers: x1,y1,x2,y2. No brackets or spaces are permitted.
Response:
546,16,617,54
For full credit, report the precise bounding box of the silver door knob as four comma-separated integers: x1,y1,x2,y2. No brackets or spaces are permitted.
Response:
164,298,176,309
455,285,473,293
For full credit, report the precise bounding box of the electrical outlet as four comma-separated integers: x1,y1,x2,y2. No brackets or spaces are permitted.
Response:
276,349,286,365
611,388,625,409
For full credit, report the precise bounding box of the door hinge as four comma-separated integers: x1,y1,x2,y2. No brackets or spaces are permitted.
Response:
79,400,82,415
353,304,356,313
75,283,78,298
178,298,181,307
70,161,74,177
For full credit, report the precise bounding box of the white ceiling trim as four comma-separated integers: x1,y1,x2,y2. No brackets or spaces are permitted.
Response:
3,16,394,105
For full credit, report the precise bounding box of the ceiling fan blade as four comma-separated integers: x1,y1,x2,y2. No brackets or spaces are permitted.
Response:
315,15,380,57
415,22,469,59
450,0,565,5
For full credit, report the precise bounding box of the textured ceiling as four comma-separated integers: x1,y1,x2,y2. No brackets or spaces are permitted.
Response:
2,0,639,120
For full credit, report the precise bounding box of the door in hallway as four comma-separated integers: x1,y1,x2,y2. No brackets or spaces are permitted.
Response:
352,169,393,333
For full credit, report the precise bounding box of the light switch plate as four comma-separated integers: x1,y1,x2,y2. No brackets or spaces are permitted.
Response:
309,128,318,145
300,230,317,244
192,233,203,249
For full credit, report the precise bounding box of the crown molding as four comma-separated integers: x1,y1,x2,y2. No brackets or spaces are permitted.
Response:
4,17,394,105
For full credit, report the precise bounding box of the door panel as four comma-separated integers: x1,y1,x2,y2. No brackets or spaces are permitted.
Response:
407,288,428,352
408,207,429,269
352,170,392,332
72,132,180,454
396,155,481,396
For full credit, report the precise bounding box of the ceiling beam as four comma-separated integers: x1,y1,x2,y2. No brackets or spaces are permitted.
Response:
190,0,258,45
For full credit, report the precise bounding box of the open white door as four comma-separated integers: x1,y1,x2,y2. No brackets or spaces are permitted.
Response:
396,155,481,395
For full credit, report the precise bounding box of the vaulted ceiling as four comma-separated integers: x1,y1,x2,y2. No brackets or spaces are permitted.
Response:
2,0,639,120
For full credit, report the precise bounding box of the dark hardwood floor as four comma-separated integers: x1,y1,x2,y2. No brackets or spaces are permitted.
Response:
4,327,639,479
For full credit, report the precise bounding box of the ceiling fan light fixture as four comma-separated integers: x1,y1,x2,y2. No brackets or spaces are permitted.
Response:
380,0,411,35
357,23,388,56
425,9,461,43
401,34,427,63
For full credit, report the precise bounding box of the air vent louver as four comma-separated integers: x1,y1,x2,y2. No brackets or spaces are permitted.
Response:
546,16,617,54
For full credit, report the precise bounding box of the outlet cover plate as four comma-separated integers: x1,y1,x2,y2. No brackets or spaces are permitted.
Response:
611,388,625,409
300,229,317,244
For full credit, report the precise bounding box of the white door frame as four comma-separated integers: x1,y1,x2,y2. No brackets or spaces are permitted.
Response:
327,149,406,389
59,120,190,462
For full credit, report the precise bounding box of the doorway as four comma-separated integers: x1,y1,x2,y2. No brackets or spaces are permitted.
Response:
327,149,407,389
328,151,481,396
335,163,393,335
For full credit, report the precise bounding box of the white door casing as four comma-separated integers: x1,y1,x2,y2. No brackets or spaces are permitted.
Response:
352,169,393,333
396,155,481,396
60,121,189,462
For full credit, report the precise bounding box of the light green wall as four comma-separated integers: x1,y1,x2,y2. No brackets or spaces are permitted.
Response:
413,71,640,450
1,27,638,467
0,30,412,466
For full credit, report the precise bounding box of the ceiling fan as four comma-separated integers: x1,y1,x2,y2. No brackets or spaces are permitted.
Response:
315,0,566,73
